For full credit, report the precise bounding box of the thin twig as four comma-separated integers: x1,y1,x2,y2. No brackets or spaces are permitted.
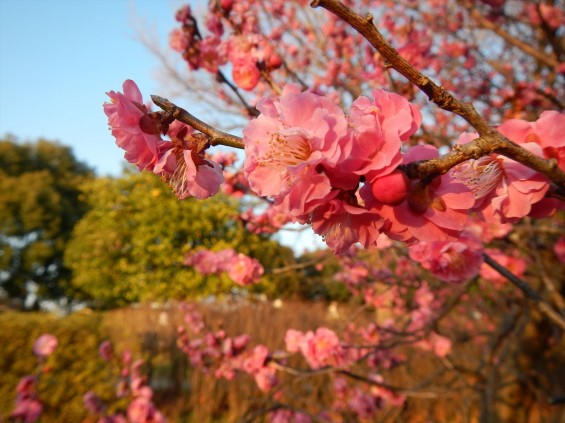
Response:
483,253,565,331
151,95,245,149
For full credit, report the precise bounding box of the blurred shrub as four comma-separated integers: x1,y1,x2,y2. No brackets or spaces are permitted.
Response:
0,310,115,422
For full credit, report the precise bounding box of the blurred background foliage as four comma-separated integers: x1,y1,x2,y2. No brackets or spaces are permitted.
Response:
0,136,94,307
0,137,310,310
0,310,116,422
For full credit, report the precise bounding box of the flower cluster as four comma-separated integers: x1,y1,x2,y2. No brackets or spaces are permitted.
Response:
184,248,264,285
10,333,59,423
104,80,224,200
284,327,357,369
408,231,484,283
243,87,429,253
83,342,166,423
177,305,278,392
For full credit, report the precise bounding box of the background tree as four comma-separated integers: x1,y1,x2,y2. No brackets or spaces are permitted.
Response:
0,136,93,308
64,170,299,308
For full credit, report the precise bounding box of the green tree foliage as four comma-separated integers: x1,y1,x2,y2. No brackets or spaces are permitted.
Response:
0,136,93,306
64,171,298,307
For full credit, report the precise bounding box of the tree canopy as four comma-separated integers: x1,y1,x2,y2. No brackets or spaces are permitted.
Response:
64,171,298,307
0,137,93,307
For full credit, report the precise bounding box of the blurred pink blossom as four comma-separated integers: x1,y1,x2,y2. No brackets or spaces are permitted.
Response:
33,334,58,358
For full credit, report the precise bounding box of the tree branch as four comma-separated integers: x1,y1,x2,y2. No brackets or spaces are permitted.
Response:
151,95,245,149
310,0,565,189
483,253,565,331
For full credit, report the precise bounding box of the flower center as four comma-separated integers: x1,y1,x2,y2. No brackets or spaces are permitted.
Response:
258,128,312,168
451,156,503,201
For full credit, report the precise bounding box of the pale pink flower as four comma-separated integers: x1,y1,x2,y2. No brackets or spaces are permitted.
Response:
226,253,264,285
243,86,351,221
298,327,349,369
104,80,164,171
169,28,189,52
284,329,304,353
33,334,58,357
10,399,42,423
408,232,484,283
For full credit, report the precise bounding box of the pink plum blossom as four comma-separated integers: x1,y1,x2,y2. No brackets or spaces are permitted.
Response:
10,399,42,423
451,127,551,223
105,81,224,200
127,397,166,423
99,340,113,361
33,334,58,358
83,391,106,415
184,248,263,285
287,327,350,369
104,80,164,172
408,232,484,283
243,86,351,221
365,145,475,243
226,253,264,285
346,89,421,182
554,236,565,264
480,248,528,286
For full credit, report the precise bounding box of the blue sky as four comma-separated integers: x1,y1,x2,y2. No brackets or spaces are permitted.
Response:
0,0,193,175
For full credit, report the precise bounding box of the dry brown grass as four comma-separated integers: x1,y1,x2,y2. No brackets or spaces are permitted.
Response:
100,300,565,422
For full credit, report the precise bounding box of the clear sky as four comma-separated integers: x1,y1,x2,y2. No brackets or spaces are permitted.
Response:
0,0,324,253
0,0,191,175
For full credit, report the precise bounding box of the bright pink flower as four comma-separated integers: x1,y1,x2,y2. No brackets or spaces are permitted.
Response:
154,147,224,200
346,89,421,181
185,248,263,285
408,232,484,283
501,111,565,172
175,5,192,23
232,57,260,91
10,399,42,423
452,124,551,222
184,249,228,274
226,253,264,285
98,340,113,361
33,334,58,357
554,236,565,264
16,376,36,397
104,80,164,171
243,86,351,221
365,145,475,243
310,197,385,254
